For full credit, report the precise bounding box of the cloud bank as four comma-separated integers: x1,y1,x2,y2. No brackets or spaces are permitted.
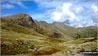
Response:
32,0,97,27
49,2,98,27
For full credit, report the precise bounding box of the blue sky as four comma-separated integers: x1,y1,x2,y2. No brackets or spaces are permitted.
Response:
1,0,98,27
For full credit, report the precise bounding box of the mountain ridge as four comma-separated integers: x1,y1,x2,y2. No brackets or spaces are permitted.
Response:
1,13,63,38
1,13,97,39
1,13,97,55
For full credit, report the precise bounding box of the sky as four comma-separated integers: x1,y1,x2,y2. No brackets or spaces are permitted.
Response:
1,0,98,27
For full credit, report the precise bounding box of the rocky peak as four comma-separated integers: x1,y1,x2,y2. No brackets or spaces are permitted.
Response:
1,13,36,28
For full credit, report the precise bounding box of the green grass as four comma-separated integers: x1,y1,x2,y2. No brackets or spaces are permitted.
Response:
1,29,65,55
80,42,97,51
1,22,44,37
1,25,97,55
1,14,97,55
69,38,97,44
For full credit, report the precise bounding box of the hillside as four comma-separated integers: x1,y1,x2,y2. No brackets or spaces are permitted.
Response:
38,21,97,39
76,26,97,38
0,13,97,55
1,13,62,38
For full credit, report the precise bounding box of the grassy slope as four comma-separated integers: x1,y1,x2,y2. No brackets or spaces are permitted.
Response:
1,29,66,55
39,21,74,40
77,27,97,38
1,22,65,55
51,37,97,56
38,21,97,40
1,13,97,55
35,21,63,38
52,22,77,40
1,13,63,38
1,24,97,55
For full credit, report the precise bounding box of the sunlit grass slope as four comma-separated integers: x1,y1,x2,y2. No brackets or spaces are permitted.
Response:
1,13,97,56
1,21,65,55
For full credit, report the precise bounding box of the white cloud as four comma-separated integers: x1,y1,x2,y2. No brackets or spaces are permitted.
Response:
33,0,98,2
90,4,98,23
50,2,97,27
35,1,64,9
91,4,98,13
70,18,97,27
51,3,76,22
2,1,28,9
9,1,28,9
73,6,85,14
1,3,15,9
